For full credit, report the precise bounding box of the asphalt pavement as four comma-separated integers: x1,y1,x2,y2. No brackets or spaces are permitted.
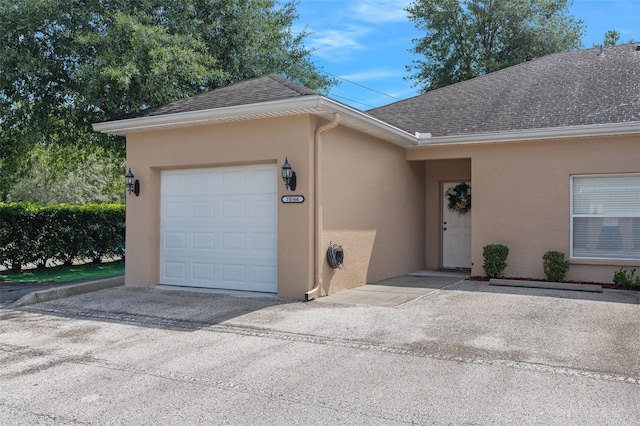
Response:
1,279,639,424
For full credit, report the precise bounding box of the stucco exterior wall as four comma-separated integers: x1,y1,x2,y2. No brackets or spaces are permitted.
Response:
321,124,426,294
124,115,315,299
407,134,640,283
124,114,426,299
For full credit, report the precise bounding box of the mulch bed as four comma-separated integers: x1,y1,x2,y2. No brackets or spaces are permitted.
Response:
467,276,637,290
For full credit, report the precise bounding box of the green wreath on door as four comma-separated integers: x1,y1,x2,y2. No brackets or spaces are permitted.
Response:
445,183,471,215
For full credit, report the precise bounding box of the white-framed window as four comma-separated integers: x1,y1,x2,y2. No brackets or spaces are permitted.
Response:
571,174,640,260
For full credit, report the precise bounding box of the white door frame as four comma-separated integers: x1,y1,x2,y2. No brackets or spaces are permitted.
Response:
442,181,472,269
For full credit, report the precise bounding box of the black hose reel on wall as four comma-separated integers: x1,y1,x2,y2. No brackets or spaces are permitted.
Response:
326,242,344,269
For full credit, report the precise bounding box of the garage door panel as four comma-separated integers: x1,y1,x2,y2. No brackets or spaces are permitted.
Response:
220,263,245,283
192,201,215,219
192,232,214,250
163,232,187,249
160,259,277,286
160,164,277,293
192,170,215,190
163,261,187,281
160,262,278,292
162,231,278,254
220,168,278,194
163,172,188,193
163,202,187,220
192,263,215,281
221,200,246,220
220,168,247,189
221,232,246,251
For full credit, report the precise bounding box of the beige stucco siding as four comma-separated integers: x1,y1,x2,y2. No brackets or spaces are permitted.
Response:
124,114,426,299
321,125,426,293
122,107,634,296
124,115,315,299
408,134,640,283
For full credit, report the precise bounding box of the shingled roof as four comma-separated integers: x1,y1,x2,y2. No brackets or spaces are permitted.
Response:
368,43,640,137
94,73,419,145
99,45,639,142
120,73,318,119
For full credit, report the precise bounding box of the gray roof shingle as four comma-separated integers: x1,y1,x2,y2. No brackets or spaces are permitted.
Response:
368,43,640,137
119,73,318,119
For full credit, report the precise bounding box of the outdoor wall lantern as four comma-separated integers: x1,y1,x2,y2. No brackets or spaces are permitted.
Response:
281,157,297,191
125,168,140,196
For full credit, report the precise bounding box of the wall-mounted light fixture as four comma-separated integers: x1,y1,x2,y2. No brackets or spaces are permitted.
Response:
281,157,297,191
125,168,140,196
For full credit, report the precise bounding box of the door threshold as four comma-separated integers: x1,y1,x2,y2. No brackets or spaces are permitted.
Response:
409,269,470,278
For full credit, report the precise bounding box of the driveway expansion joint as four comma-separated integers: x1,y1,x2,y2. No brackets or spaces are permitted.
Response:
17,307,640,387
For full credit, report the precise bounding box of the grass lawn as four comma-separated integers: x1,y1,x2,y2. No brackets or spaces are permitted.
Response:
0,260,124,284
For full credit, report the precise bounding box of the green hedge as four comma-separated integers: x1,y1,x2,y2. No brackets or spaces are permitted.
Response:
0,203,125,271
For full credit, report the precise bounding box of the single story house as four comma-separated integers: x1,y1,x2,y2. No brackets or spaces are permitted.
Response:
94,43,640,300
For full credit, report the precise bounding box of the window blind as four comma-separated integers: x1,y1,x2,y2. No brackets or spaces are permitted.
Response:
571,174,640,260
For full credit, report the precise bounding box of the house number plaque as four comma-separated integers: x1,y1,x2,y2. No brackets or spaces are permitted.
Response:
281,195,305,204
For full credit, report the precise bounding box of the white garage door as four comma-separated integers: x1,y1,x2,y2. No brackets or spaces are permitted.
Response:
160,164,278,293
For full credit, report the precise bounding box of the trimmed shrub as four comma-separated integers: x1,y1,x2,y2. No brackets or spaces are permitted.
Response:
0,203,34,271
80,204,126,263
542,251,570,282
0,203,125,270
613,268,640,288
482,244,509,278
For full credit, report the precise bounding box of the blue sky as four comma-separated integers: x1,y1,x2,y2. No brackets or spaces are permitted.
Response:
293,0,640,109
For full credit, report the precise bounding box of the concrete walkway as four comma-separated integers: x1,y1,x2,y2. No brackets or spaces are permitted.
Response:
319,270,469,307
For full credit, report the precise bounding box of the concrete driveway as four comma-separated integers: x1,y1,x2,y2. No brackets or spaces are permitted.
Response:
320,269,469,306
1,280,639,424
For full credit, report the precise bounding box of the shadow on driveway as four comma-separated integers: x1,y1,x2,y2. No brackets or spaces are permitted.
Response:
18,286,297,332
9,274,640,337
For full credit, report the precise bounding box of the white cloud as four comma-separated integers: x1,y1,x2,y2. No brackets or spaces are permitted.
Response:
305,25,372,61
350,0,411,23
294,1,417,65
339,68,405,82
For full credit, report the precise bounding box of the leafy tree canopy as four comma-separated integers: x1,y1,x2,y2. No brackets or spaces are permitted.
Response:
7,144,125,205
603,30,621,47
0,0,333,200
406,0,585,92
593,30,633,48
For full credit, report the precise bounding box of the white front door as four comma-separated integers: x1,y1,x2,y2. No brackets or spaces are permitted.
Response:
442,181,472,269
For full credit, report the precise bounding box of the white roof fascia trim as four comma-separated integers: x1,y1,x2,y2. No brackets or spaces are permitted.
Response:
92,95,419,146
92,96,326,135
316,98,418,146
415,122,640,146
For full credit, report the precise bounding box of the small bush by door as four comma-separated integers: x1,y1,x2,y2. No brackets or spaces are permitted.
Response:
482,244,509,278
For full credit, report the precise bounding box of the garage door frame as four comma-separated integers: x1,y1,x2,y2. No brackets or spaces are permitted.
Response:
159,163,278,293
